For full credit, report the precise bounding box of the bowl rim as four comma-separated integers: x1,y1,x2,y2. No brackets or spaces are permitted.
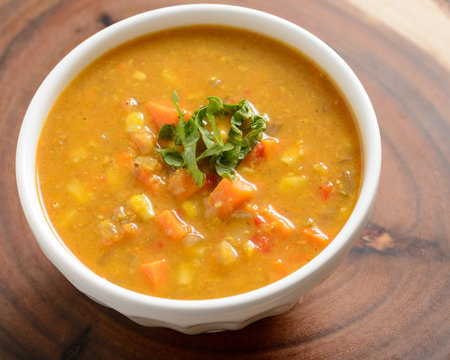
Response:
16,3,381,315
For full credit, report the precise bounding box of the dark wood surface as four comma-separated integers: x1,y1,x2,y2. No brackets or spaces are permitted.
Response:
1,0,449,359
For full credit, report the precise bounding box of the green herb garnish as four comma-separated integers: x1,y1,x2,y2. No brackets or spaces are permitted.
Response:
157,90,267,186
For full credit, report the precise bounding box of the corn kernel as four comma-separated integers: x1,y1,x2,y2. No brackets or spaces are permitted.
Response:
182,201,198,219
126,111,144,132
128,194,155,221
242,240,256,257
132,70,147,81
313,162,328,174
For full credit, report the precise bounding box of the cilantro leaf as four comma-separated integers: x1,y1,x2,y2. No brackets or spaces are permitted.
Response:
171,88,184,120
158,124,177,140
157,148,184,167
157,91,268,187
197,143,234,161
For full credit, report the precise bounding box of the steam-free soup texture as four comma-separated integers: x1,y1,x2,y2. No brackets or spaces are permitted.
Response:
37,26,361,299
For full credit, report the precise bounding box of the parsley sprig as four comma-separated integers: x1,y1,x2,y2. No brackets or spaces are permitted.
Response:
157,90,267,186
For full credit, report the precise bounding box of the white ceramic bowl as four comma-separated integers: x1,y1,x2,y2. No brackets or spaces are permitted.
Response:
16,4,381,334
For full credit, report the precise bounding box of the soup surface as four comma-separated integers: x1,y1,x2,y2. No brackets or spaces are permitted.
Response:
37,26,361,299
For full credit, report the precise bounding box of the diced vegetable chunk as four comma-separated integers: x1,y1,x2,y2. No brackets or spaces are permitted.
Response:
205,177,256,218
130,129,156,155
182,200,199,219
126,111,145,132
105,163,131,189
98,219,120,246
281,149,299,165
133,156,163,190
279,175,307,193
134,155,161,171
242,240,257,257
168,169,199,199
157,210,191,241
313,162,328,174
241,137,279,167
128,194,155,220
260,138,279,158
133,70,146,81
122,222,138,237
141,259,167,288
176,262,193,285
70,147,87,163
319,181,334,200
146,101,191,129
67,181,89,203
115,150,134,168
250,234,271,253
302,226,329,244
216,240,239,265
250,204,295,236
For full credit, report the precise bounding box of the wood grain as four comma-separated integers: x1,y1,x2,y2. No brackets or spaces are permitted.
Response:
1,0,449,359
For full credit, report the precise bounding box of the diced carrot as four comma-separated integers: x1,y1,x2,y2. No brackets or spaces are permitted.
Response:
205,177,257,218
115,150,134,168
134,165,164,191
319,181,334,200
146,101,192,129
260,138,279,158
168,169,199,199
251,204,295,236
157,210,191,241
303,226,329,244
251,234,271,253
260,205,295,236
241,137,279,167
122,222,138,237
141,259,167,289
252,141,265,158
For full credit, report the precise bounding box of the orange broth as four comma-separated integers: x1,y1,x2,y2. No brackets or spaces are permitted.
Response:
37,26,361,299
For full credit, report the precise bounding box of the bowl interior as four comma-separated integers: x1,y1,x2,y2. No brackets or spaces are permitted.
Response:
16,4,380,319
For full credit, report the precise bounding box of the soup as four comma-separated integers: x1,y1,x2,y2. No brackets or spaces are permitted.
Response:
37,26,361,300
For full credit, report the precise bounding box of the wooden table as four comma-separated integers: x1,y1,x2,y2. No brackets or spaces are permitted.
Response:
1,1,449,359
